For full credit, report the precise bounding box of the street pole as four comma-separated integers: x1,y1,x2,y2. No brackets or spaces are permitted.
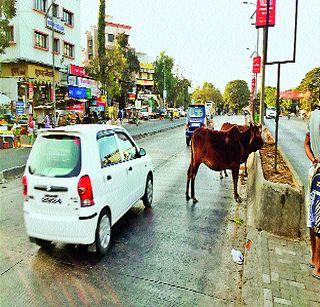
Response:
163,63,166,108
274,63,281,172
253,28,259,122
51,0,56,125
259,0,270,125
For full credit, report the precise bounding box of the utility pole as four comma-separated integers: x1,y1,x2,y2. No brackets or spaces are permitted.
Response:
163,62,167,108
51,0,56,124
259,0,270,125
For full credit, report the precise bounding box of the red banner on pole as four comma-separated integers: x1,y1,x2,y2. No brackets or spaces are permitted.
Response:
252,56,261,74
256,0,276,28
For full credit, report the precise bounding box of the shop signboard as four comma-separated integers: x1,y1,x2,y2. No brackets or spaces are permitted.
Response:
66,103,85,111
69,65,88,77
68,86,87,99
252,56,261,73
46,16,65,34
28,83,34,100
16,100,24,116
256,0,276,28
67,75,77,86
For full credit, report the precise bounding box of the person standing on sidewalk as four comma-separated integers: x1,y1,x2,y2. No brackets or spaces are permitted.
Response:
304,106,320,279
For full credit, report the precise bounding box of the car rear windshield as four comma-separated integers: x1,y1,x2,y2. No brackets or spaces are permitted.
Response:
28,135,81,178
188,106,205,117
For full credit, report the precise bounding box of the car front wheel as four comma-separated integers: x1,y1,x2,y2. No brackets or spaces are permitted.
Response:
142,174,153,208
95,210,112,255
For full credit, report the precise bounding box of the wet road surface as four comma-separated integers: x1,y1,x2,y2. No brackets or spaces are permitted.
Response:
0,116,246,306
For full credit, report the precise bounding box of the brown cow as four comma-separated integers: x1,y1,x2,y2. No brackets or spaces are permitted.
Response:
186,123,263,204
220,122,264,178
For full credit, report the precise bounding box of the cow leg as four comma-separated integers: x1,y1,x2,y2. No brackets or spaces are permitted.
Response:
191,164,200,204
186,165,192,201
232,167,242,203
244,162,248,177
224,170,228,177
220,171,223,180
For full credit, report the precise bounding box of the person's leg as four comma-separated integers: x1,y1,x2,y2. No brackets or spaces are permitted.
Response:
310,228,317,266
313,234,320,277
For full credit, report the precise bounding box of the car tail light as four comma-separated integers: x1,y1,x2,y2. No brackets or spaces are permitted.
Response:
22,175,27,197
78,175,95,207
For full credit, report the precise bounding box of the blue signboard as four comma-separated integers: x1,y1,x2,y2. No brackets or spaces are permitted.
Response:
46,17,65,34
68,86,87,99
16,100,24,116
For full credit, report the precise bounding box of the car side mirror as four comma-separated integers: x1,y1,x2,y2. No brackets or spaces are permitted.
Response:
139,148,146,157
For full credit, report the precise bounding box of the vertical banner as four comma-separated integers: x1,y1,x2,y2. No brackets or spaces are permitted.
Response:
256,0,276,28
28,83,34,100
252,56,262,74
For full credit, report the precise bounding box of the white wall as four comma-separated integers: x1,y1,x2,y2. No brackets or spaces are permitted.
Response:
0,0,82,68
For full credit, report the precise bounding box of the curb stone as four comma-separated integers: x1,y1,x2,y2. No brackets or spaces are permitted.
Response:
0,122,185,182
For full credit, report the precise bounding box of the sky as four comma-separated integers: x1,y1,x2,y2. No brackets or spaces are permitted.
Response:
81,0,320,92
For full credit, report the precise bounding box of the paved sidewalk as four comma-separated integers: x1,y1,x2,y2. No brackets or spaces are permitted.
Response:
243,227,320,306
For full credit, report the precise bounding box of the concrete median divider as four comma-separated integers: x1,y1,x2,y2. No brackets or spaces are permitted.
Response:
246,150,305,238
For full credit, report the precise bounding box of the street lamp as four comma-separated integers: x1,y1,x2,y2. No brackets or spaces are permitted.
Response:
45,0,57,124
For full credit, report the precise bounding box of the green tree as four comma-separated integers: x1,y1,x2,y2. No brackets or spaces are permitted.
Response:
192,82,224,109
264,86,277,107
173,77,191,108
115,33,140,109
0,0,16,54
223,80,250,113
297,67,320,112
154,52,176,105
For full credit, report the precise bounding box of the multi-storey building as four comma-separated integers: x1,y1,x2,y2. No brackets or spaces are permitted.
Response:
84,18,131,63
0,0,81,113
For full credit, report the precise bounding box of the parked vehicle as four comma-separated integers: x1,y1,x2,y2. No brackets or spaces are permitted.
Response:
23,125,154,255
140,107,149,120
266,107,276,119
185,104,206,146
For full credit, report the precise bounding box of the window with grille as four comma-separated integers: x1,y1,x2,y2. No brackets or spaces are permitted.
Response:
52,4,59,17
63,9,73,26
6,26,14,42
53,38,59,53
108,34,114,43
35,31,48,49
64,42,74,58
34,0,47,12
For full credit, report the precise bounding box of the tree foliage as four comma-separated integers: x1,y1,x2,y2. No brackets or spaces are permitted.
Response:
97,0,106,60
173,77,191,108
192,82,224,109
297,67,320,112
223,80,250,112
154,52,175,103
0,0,16,54
264,86,277,107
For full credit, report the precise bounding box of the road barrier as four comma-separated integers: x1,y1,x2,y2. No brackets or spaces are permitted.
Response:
246,150,305,238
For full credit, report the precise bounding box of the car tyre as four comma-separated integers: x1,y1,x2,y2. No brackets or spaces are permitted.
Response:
142,174,153,208
95,210,112,256
186,137,191,146
34,238,52,249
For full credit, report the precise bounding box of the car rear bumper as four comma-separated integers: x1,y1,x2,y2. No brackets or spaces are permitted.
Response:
24,209,98,245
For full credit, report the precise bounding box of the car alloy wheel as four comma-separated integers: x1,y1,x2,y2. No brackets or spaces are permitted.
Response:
99,214,111,249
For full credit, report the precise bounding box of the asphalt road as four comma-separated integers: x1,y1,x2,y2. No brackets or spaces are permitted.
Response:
0,116,247,306
0,119,185,172
265,117,310,187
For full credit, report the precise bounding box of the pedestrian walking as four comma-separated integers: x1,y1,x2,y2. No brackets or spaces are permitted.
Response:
27,114,35,145
44,114,51,129
118,108,124,125
304,105,320,279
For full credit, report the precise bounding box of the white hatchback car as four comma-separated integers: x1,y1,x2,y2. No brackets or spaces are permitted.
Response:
22,124,154,255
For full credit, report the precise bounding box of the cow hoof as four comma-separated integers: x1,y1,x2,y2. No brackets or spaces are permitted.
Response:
186,195,191,201
193,198,198,204
235,196,242,203
220,176,223,180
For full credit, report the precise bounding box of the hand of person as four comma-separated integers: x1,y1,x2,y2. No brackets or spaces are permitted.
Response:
313,157,320,165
